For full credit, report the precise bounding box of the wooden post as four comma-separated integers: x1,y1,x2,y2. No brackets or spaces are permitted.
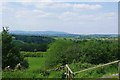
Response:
66,67,68,79
68,69,69,80
118,61,120,80
65,64,74,80
70,72,73,80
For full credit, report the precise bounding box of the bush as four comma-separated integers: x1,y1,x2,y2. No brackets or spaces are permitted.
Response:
79,40,119,64
45,39,81,68
45,39,119,68
20,59,29,68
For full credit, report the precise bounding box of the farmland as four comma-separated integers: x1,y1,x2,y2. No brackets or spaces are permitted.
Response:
2,29,119,79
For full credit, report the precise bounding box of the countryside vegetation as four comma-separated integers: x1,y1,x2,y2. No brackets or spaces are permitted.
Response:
1,27,120,79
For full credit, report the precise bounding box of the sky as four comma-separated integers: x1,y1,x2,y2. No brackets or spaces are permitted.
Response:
0,0,118,34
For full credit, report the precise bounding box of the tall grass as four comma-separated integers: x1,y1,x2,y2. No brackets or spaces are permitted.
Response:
69,62,118,78
2,57,46,78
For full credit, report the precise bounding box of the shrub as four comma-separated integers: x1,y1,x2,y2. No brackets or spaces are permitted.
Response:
45,39,81,68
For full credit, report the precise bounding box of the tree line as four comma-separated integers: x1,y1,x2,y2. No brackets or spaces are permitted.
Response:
11,35,55,52
45,39,119,68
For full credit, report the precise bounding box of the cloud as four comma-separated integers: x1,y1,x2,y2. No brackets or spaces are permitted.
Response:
22,0,53,2
58,11,78,20
1,0,118,2
92,12,117,21
19,2,102,11
34,3,102,10
19,0,54,6
2,2,117,34
103,12,116,18
73,4,102,10
2,2,103,20
0,3,2,14
58,11,117,23
15,9,51,18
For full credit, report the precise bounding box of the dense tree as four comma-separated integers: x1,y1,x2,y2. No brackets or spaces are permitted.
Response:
46,39,119,68
2,27,28,69
12,35,55,44
79,40,119,64
11,35,55,52
45,39,81,68
12,41,48,52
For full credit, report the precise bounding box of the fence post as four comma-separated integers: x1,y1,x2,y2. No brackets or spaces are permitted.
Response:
68,68,69,80
66,66,68,79
65,64,74,80
118,61,120,80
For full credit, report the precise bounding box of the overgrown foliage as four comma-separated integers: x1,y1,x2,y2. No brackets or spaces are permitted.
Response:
79,40,119,64
46,39,119,68
46,39,81,68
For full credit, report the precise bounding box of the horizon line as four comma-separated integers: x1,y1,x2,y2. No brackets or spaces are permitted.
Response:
9,30,118,35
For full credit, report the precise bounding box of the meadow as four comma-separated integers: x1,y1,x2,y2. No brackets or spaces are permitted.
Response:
2,52,119,79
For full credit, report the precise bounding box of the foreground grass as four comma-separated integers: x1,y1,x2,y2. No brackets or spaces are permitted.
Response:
69,62,118,78
2,57,118,78
2,57,46,78
3,57,62,78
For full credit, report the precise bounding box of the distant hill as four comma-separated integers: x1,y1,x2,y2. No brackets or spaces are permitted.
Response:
9,31,80,37
9,31,118,38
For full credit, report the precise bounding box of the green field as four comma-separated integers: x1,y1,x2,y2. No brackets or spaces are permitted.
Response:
3,57,46,78
3,56,63,78
2,56,118,78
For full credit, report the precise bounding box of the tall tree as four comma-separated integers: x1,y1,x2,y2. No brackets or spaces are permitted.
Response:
2,27,28,69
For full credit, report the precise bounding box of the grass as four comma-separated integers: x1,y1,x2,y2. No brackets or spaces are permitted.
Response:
2,56,119,78
27,57,46,71
2,57,63,78
69,63,118,78
2,57,46,78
